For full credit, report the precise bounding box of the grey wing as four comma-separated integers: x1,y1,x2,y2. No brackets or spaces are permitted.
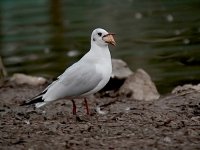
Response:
43,62,102,101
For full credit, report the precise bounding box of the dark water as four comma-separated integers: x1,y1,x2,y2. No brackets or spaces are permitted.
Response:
0,0,200,93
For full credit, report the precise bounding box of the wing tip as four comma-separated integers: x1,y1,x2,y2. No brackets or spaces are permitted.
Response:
20,95,44,106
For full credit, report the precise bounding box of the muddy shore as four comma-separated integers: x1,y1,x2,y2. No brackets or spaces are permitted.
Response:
0,80,200,150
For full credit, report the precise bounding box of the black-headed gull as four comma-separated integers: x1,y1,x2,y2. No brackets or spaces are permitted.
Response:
22,28,116,115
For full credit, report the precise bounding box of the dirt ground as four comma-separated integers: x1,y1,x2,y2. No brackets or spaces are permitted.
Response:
0,80,200,150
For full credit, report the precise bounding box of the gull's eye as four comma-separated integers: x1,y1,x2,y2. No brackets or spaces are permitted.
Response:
97,32,102,37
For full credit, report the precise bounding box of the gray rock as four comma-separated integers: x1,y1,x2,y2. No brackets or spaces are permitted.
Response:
111,59,133,80
172,83,200,94
119,69,160,101
102,59,133,91
10,73,47,86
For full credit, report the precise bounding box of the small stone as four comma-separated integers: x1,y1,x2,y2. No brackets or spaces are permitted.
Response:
163,136,171,143
24,120,30,125
172,83,200,94
96,106,108,115
10,73,47,86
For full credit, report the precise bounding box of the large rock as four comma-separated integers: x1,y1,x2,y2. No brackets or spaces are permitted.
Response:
102,59,133,91
119,69,160,101
111,59,133,80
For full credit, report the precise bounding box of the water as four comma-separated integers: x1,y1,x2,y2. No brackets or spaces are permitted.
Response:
0,0,200,93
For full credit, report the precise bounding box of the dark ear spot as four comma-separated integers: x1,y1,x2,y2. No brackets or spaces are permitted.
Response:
93,38,96,41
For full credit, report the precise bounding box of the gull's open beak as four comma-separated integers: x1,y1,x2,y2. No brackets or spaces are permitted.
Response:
103,33,116,46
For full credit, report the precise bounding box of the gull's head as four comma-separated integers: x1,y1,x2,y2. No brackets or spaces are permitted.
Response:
91,28,116,47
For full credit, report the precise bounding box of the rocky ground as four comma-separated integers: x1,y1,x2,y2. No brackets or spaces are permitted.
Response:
0,79,200,150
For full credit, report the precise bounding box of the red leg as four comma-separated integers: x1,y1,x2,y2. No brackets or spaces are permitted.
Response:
84,98,90,115
71,99,76,115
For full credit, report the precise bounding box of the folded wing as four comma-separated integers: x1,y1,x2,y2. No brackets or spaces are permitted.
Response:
43,62,102,102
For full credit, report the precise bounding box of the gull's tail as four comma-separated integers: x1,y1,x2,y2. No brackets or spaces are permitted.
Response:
20,90,47,108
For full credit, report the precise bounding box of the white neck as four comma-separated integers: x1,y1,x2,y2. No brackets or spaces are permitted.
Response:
90,43,110,60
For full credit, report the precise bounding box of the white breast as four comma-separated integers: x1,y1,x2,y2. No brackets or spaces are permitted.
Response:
81,45,112,96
